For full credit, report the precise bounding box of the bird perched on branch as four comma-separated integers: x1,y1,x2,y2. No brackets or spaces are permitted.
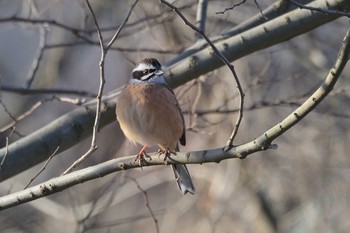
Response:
116,57,195,194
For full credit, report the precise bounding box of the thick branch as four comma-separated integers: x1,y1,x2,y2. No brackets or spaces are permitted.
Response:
0,147,237,210
0,96,116,181
194,0,208,41
165,0,350,87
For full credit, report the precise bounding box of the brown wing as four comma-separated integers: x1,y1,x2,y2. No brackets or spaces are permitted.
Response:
166,86,186,146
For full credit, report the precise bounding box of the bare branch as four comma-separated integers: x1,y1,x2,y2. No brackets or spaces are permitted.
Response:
216,0,247,15
194,0,208,41
45,41,181,53
24,146,59,189
0,95,117,181
126,176,159,233
25,25,47,88
246,25,350,154
105,0,139,50
62,0,139,175
160,0,245,149
0,85,96,97
0,127,15,171
0,147,238,210
0,96,85,134
253,0,268,20
0,16,98,45
0,3,195,38
287,0,350,17
165,0,349,88
61,0,105,175
0,96,16,121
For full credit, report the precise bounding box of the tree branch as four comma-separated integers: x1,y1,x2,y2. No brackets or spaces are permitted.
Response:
0,94,117,181
25,25,48,88
168,0,311,65
160,0,245,148
0,85,96,97
62,0,139,175
287,0,350,17
194,0,208,41
164,0,349,88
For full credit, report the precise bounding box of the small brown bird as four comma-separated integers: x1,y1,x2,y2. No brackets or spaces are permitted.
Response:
116,57,195,194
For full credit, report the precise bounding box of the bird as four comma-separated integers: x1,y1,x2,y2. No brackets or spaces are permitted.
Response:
116,57,195,194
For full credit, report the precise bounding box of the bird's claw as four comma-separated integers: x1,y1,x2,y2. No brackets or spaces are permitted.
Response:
157,148,172,161
134,148,148,168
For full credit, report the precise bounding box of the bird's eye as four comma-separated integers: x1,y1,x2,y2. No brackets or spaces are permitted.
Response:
143,69,149,74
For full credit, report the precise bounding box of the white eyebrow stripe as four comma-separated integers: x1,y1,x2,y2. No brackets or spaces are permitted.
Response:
132,63,156,72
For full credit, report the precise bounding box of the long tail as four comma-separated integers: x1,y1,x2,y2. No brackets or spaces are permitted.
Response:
172,164,195,194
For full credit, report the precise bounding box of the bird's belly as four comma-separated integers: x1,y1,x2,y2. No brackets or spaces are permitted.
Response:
117,83,183,150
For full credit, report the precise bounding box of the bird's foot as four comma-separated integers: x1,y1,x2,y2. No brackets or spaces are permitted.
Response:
135,146,148,167
157,148,172,161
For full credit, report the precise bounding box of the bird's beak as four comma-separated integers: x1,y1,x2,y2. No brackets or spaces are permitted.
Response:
154,69,164,76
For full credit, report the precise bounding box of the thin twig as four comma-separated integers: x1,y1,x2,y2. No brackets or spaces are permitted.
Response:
25,25,47,88
0,85,96,97
187,100,350,119
189,79,203,130
0,96,86,133
287,0,350,17
24,146,59,189
253,0,268,20
0,3,195,40
160,0,245,151
0,97,16,121
0,100,46,133
61,0,104,175
78,175,120,229
0,16,97,45
0,127,15,171
45,42,181,53
126,176,159,233
215,0,274,20
105,0,139,50
62,0,139,175
248,25,350,152
216,0,247,15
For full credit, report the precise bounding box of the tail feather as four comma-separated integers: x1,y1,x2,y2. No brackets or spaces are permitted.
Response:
172,164,195,194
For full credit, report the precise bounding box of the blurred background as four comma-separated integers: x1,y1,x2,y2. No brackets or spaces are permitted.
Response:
1,0,350,232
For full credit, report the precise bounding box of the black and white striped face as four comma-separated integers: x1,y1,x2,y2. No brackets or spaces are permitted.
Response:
132,57,164,83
